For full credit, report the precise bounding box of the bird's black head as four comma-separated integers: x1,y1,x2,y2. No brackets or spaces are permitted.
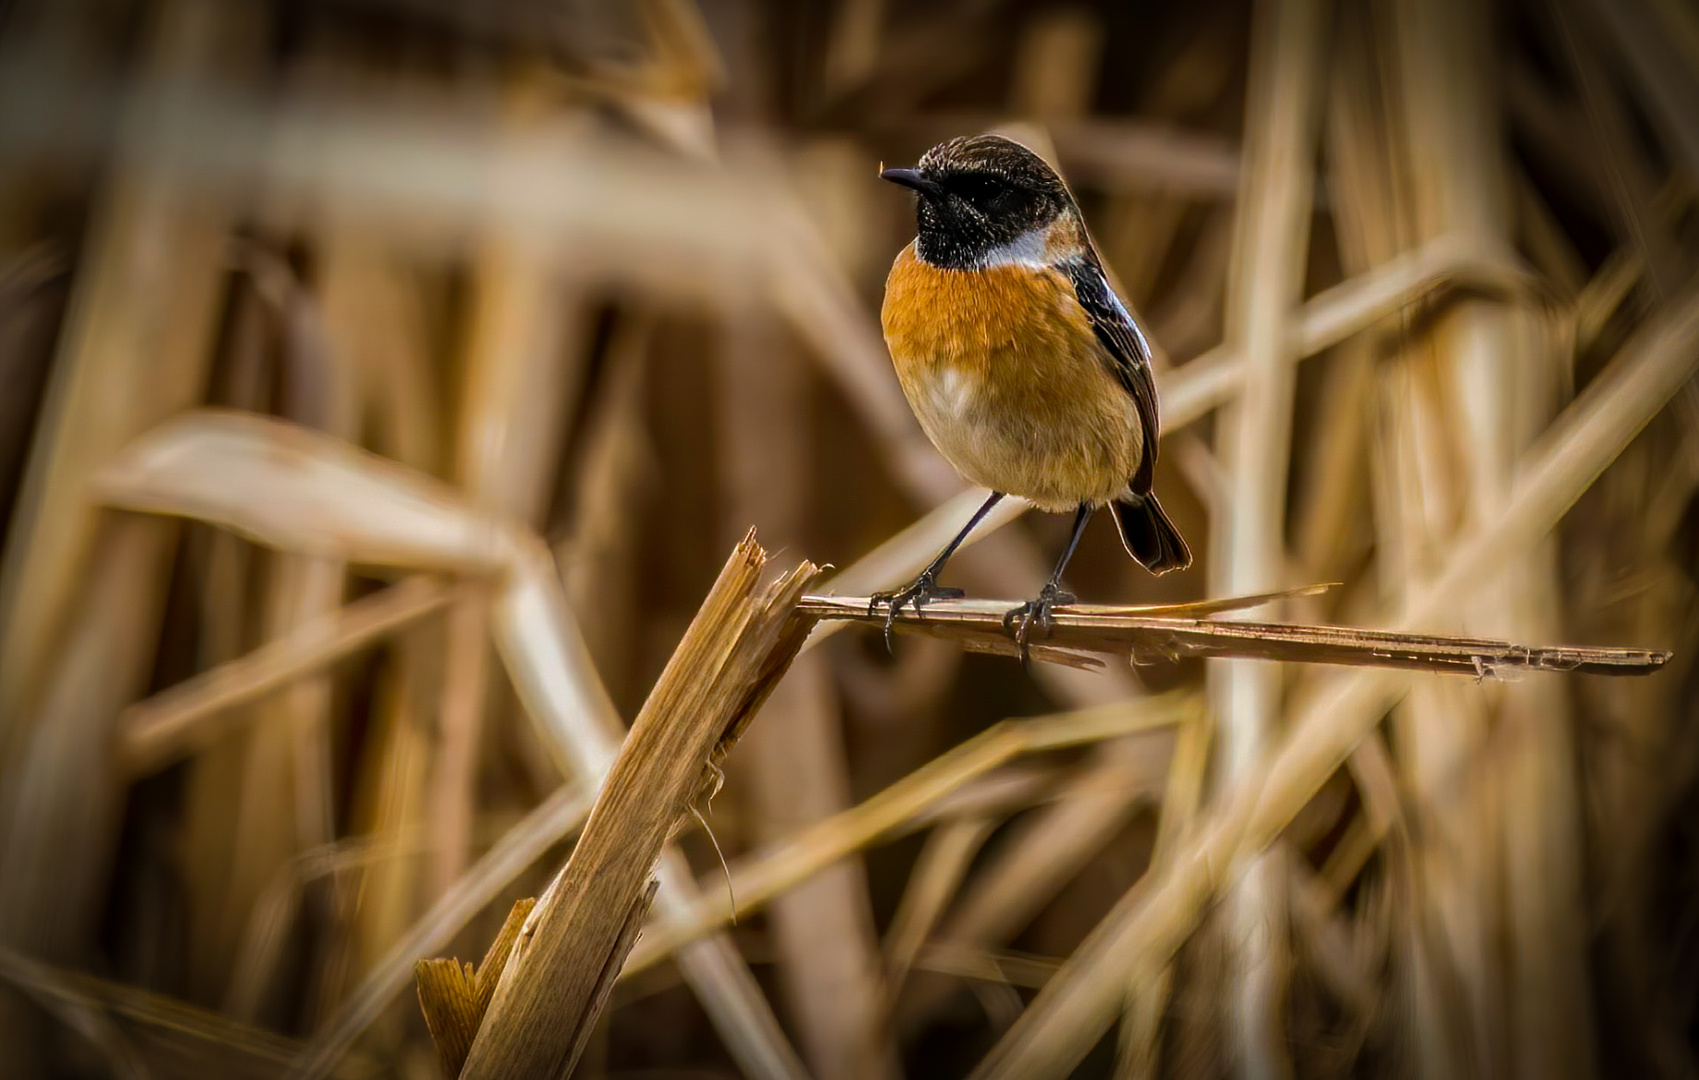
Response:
882,135,1074,270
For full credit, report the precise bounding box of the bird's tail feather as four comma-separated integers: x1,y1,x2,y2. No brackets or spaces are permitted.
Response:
1112,494,1192,575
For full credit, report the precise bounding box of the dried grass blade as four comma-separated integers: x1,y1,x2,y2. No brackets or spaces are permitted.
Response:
97,410,519,574
0,0,248,731
0,947,381,1079
1160,232,1535,430
117,575,454,775
0,5,256,1066
1114,711,1212,1080
624,693,1199,973
922,731,1173,1012
884,817,999,992
962,266,1699,1080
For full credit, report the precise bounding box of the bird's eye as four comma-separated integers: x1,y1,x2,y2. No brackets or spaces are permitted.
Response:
948,174,1012,211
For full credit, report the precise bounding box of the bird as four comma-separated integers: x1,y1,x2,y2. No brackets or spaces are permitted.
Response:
872,133,1192,654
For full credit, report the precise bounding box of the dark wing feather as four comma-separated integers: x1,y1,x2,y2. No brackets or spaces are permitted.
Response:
1060,251,1161,494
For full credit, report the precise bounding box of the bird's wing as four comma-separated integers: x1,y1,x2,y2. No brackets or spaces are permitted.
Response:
1060,251,1160,494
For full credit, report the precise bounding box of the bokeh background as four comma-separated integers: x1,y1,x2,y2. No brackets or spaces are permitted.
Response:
1,0,1697,1077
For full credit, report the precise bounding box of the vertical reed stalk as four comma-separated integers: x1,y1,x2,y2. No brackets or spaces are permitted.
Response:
1210,0,1329,1073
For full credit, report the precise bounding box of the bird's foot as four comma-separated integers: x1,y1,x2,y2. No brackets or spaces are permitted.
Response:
1003,582,1076,663
867,571,964,652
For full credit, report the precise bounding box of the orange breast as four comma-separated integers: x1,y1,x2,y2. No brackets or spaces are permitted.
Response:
881,243,1094,385
879,242,1142,510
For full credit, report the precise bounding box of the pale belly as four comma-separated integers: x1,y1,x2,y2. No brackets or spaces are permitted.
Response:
897,349,1142,512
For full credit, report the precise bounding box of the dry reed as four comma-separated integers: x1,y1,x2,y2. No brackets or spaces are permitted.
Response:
0,3,1693,1079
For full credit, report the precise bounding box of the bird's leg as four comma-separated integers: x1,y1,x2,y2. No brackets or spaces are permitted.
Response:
869,490,1005,651
1005,503,1092,661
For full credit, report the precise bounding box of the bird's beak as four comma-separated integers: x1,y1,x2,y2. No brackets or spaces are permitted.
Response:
881,167,942,196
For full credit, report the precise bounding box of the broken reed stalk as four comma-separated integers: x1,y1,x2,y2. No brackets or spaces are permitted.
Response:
414,899,536,1078
416,533,821,1080
305,697,1138,1069
98,410,802,1080
800,596,1669,676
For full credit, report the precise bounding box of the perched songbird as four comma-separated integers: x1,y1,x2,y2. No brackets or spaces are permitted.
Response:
873,133,1192,650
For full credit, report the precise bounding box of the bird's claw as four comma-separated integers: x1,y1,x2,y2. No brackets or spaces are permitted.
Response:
867,571,964,653
1003,583,1076,664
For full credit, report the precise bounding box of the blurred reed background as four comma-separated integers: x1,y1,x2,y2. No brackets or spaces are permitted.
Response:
0,0,1697,1077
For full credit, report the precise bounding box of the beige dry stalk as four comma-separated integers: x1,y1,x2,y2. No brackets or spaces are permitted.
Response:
965,274,1699,1080
625,693,1200,971
421,534,821,1080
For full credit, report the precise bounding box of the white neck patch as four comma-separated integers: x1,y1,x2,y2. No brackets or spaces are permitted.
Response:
976,227,1050,269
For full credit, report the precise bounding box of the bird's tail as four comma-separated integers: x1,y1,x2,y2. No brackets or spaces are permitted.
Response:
1112,494,1192,575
